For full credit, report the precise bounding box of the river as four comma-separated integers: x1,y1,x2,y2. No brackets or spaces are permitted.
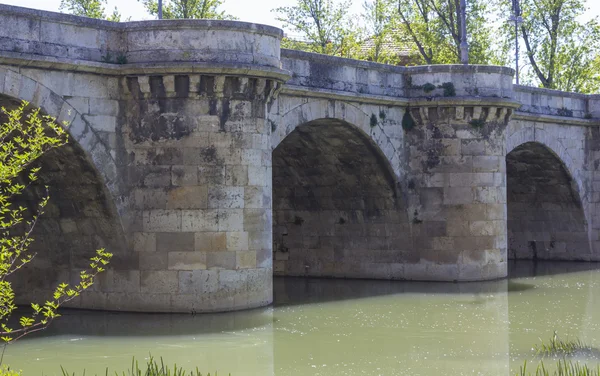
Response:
4,261,600,375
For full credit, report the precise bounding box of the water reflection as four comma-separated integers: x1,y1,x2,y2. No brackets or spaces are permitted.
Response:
3,261,600,376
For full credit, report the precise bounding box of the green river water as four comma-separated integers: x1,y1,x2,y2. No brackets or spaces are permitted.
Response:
4,261,600,376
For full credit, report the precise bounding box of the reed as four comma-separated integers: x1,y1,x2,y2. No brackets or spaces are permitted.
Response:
535,332,594,358
60,357,229,376
517,359,600,376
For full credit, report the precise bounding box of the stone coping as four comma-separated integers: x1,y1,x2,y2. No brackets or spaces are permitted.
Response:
0,52,292,81
513,111,600,126
282,49,515,76
0,4,283,37
514,84,597,99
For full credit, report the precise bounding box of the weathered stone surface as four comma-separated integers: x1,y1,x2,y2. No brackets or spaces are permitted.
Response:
2,3,599,314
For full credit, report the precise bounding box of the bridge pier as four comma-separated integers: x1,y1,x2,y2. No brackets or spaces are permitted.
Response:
406,102,514,280
2,4,600,312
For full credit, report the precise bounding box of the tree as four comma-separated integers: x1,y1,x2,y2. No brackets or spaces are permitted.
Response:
360,0,402,63
0,101,111,353
59,0,123,21
498,0,600,92
396,0,494,64
274,0,362,58
140,0,236,20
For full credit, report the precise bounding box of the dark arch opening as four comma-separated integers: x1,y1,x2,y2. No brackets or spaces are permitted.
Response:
506,142,590,260
272,118,412,278
0,95,127,303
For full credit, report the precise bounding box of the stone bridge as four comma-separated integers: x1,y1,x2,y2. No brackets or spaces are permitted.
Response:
1,4,600,312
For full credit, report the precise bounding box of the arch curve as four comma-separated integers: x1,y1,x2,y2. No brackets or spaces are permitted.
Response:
0,68,122,203
506,138,591,260
271,116,413,279
507,127,586,209
271,98,403,180
0,71,129,306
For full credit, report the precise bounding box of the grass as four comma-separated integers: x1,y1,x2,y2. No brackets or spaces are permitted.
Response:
518,359,600,376
60,357,229,376
517,333,600,376
535,332,595,358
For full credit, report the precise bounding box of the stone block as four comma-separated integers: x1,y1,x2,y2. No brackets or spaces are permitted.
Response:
178,269,219,294
195,232,227,252
181,209,218,232
248,166,268,186
473,156,501,172
236,251,257,269
207,251,236,269
138,252,168,270
226,232,249,251
443,187,473,205
198,165,226,185
461,139,486,155
166,186,208,209
208,186,244,209
168,252,207,270
156,232,195,252
243,208,270,232
143,210,182,232
244,186,268,209
172,165,198,186
217,209,244,231
133,188,167,209
134,232,156,252
241,149,262,165
225,165,248,186
140,270,179,294
101,270,140,293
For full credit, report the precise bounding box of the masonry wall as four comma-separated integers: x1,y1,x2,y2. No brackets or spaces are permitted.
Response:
2,4,600,313
272,119,412,278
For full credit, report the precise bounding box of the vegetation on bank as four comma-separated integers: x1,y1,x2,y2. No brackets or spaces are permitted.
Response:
517,333,600,376
60,357,229,376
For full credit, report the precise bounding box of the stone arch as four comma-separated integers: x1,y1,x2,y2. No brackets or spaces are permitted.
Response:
0,71,128,304
271,98,403,180
507,127,586,207
0,69,121,203
271,116,412,279
506,134,591,260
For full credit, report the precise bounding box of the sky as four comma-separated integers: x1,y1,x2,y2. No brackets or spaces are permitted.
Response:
1,0,599,31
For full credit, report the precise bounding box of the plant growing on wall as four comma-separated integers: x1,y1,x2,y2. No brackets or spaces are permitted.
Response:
0,102,111,368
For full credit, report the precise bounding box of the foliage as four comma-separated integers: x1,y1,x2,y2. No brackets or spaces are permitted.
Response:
402,110,416,130
273,0,362,57
61,357,230,376
59,0,123,21
0,365,20,376
396,0,495,64
358,0,403,64
140,0,236,20
517,359,600,376
495,0,600,93
469,118,486,128
422,82,436,92
0,101,112,346
534,332,595,358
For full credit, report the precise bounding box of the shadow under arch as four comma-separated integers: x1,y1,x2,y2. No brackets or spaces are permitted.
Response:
0,94,129,307
272,117,414,279
506,141,591,260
